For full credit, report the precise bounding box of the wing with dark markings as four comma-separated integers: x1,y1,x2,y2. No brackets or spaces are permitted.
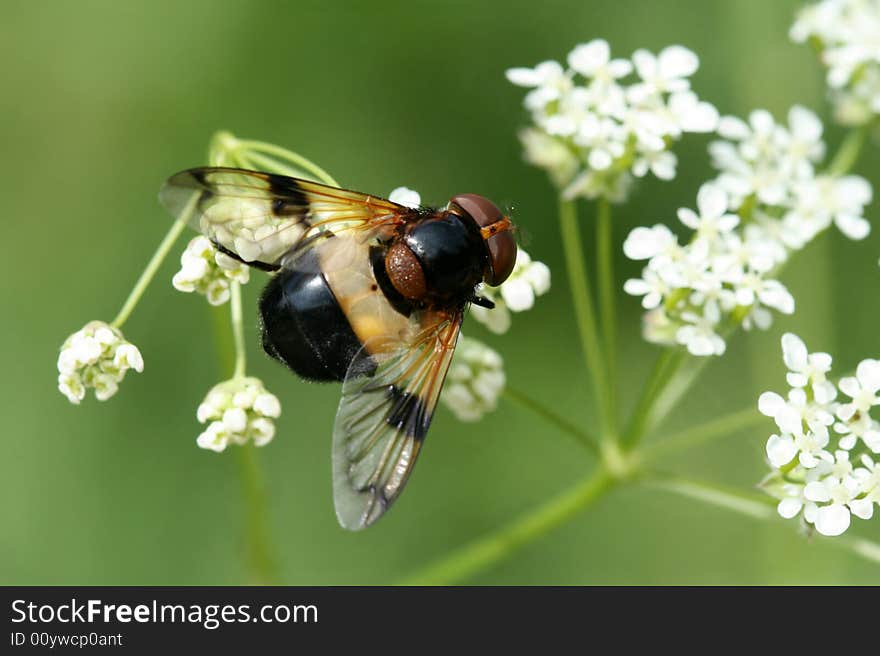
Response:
332,311,463,530
158,167,409,268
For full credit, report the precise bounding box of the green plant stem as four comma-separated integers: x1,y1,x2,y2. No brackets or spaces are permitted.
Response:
558,197,613,441
397,124,877,586
642,406,764,462
235,140,340,186
646,473,880,566
236,151,318,182
646,472,775,519
622,124,869,447
825,124,869,176
400,392,866,584
596,197,617,434
622,349,684,446
503,386,598,454
235,444,279,584
401,468,614,585
638,354,709,439
111,219,187,328
210,305,279,585
230,281,247,379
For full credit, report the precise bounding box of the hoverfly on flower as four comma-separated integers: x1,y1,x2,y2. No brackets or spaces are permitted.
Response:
160,167,517,529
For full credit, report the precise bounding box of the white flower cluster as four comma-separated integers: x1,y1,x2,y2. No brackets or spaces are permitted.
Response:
507,39,718,201
624,106,872,356
471,249,551,334
759,333,880,536
172,236,250,306
195,377,281,452
57,321,144,404
442,336,506,422
712,107,872,242
791,0,880,125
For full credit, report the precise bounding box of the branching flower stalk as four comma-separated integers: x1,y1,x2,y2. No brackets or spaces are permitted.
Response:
405,11,880,584
57,129,346,583
58,1,880,585
558,197,613,439
199,134,343,583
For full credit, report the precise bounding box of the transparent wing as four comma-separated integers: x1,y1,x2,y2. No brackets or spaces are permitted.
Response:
158,167,409,268
333,311,463,530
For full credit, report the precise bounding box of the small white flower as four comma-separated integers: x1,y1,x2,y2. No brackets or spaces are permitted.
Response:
197,422,228,453
253,392,282,418
389,187,421,209
802,451,864,536
641,307,679,345
834,410,880,452
172,236,250,306
441,336,505,422
500,251,551,311
731,274,794,315
624,268,670,310
518,128,581,187
114,344,144,373
766,434,799,468
852,454,880,515
813,502,852,536
623,224,679,261
506,59,569,90
469,301,510,335
837,358,880,420
677,184,739,243
56,321,144,404
629,45,699,99
776,483,808,519
470,249,550,334
675,302,725,356
785,105,825,172
781,333,836,402
633,149,678,180
567,39,633,82
250,417,276,447
572,115,627,170
666,91,719,134
787,174,873,241
506,60,572,112
195,377,281,451
827,175,873,239
759,387,833,468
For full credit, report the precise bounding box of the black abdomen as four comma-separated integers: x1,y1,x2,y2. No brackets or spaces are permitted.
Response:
259,254,363,382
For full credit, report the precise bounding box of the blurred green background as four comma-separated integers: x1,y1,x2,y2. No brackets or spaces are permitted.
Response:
2,0,879,585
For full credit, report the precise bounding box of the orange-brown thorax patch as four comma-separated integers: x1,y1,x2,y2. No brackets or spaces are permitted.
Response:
385,241,428,300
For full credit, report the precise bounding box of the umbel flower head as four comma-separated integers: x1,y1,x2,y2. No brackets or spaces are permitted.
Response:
624,105,872,357
759,333,880,537
57,321,144,404
507,39,718,202
196,377,282,452
172,236,250,305
441,336,506,422
791,0,880,126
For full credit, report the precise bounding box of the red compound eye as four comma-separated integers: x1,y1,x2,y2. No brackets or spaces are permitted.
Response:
449,193,517,286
